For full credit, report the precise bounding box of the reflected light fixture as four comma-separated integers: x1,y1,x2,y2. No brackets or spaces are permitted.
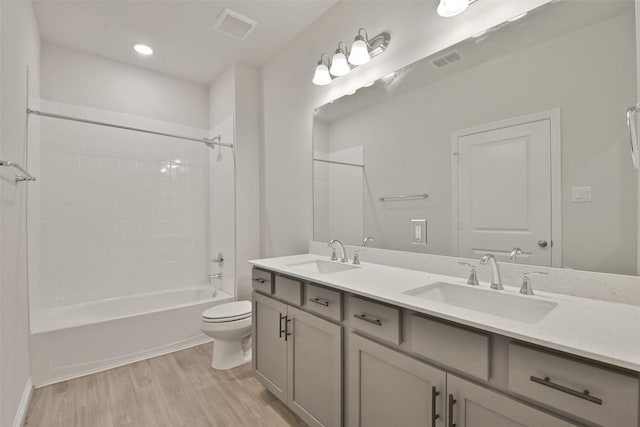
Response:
509,12,527,22
312,28,390,86
134,44,153,55
437,0,469,17
312,54,332,86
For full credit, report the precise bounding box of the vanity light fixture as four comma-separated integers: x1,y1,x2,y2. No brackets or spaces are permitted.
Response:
312,54,332,86
330,42,351,76
312,28,390,86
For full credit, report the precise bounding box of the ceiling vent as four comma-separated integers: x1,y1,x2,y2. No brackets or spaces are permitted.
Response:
431,50,463,68
212,8,258,41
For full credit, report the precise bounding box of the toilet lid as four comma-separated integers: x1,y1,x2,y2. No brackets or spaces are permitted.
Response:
202,301,251,321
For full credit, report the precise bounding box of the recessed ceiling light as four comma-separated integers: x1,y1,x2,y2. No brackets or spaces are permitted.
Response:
134,44,153,55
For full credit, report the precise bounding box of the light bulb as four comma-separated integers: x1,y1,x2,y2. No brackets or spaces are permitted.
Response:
437,0,469,17
312,63,332,86
348,38,370,65
330,52,350,77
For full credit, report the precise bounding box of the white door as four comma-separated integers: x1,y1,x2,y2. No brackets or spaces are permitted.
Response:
453,112,559,266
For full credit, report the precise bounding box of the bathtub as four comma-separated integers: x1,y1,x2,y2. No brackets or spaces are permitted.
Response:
30,286,232,386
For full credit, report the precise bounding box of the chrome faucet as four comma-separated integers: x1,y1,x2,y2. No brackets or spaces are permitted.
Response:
363,236,376,247
328,239,348,263
480,254,503,290
520,271,547,295
510,247,523,263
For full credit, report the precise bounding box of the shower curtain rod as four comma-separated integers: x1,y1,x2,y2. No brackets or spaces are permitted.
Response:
26,108,233,149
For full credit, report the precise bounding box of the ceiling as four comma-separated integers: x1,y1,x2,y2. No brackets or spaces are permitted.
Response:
33,0,338,85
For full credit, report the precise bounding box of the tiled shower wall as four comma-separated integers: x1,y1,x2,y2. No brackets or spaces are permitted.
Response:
34,100,211,308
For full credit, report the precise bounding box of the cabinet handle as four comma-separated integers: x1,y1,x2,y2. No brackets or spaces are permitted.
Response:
285,316,292,341
353,313,382,326
252,278,270,284
530,376,603,405
431,386,440,427
279,313,286,339
448,394,456,427
309,297,329,307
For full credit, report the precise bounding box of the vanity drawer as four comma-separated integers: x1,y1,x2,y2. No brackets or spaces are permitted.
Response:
508,343,639,426
348,296,401,345
251,269,273,294
273,274,303,306
410,314,490,381
304,283,342,322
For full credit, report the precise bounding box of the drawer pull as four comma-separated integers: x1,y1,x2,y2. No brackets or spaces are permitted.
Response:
309,297,329,307
252,278,270,284
448,394,456,427
530,376,603,405
353,313,382,326
431,386,440,427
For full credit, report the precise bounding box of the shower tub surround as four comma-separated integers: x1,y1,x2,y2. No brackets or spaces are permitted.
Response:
29,100,235,385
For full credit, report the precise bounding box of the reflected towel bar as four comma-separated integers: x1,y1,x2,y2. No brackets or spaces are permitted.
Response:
0,160,36,182
379,193,428,201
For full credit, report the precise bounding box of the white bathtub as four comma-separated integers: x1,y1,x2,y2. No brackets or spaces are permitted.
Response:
30,286,232,386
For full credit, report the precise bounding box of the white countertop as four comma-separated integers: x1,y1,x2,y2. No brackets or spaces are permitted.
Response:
250,253,640,372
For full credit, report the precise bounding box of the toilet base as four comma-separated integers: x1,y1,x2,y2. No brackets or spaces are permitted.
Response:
211,338,251,370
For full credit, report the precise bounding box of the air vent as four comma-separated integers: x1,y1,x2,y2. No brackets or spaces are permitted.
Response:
431,50,464,68
212,8,258,41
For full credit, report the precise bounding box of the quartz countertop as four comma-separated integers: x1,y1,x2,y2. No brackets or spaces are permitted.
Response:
250,253,640,372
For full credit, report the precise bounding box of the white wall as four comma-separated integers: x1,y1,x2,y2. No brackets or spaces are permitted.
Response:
0,1,40,425
33,100,210,310
321,11,637,274
208,63,261,301
41,43,209,128
261,0,550,257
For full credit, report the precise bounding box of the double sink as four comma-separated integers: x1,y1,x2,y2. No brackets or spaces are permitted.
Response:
287,259,557,324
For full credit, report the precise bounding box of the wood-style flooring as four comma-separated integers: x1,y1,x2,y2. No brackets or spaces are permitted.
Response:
24,344,307,427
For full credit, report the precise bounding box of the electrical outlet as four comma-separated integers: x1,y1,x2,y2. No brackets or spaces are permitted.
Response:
572,186,592,202
411,219,427,245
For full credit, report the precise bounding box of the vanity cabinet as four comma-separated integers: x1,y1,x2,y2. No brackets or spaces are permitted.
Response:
252,292,342,427
348,333,446,427
447,375,575,427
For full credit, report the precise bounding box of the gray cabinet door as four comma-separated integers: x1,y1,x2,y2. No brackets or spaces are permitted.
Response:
253,292,288,403
287,305,342,427
447,374,576,427
348,333,446,427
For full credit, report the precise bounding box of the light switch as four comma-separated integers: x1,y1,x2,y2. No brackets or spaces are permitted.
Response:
411,219,427,245
572,186,592,202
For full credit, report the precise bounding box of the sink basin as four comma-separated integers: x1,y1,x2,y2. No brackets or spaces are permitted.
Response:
404,282,557,324
288,259,361,274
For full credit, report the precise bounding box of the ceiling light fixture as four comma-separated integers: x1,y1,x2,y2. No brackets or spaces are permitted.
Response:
437,0,469,17
134,44,153,55
312,28,390,86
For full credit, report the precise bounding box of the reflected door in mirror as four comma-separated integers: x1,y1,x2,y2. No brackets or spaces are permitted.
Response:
453,113,557,265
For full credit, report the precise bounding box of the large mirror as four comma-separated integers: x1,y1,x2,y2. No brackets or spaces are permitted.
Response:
313,0,638,275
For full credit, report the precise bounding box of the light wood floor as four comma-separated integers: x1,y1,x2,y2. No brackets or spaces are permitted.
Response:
25,344,307,427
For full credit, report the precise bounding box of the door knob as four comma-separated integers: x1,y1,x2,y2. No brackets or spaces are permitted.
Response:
538,240,548,248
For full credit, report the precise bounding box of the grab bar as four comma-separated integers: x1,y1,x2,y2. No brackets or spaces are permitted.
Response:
379,193,428,202
0,160,36,182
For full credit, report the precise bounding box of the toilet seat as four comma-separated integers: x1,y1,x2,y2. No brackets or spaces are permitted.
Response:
202,301,252,323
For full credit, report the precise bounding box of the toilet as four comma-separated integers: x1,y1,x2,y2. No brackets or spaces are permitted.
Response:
200,300,252,370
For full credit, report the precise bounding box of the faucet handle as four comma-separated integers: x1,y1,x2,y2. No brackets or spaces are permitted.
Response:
353,250,364,265
458,262,479,286
520,271,547,295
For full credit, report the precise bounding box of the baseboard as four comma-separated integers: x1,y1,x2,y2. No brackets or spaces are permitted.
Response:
12,377,33,427
34,336,213,388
